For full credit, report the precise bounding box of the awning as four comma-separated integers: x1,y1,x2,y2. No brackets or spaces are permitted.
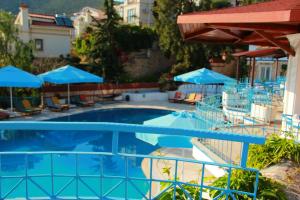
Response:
174,68,236,84
177,0,300,56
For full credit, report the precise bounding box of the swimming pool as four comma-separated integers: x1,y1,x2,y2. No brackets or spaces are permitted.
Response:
0,108,193,199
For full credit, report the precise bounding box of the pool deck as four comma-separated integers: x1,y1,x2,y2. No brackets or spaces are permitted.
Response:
11,100,195,121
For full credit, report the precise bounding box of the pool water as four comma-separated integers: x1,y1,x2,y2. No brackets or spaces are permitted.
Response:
0,108,193,199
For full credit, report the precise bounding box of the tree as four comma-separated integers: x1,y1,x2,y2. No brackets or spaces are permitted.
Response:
153,0,209,76
239,0,268,5
153,0,233,81
86,0,123,81
0,11,34,70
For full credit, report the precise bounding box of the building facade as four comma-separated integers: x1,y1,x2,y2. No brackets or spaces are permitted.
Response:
115,0,154,26
73,7,106,38
15,4,74,58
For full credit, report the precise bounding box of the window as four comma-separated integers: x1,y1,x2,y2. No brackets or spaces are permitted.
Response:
260,66,272,81
35,39,43,51
127,8,136,23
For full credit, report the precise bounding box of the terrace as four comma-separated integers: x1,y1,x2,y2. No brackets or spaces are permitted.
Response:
0,0,300,199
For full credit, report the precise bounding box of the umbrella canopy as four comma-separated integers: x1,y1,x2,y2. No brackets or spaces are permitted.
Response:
136,111,197,146
38,65,103,104
174,68,236,84
38,65,103,84
0,66,43,112
0,66,43,88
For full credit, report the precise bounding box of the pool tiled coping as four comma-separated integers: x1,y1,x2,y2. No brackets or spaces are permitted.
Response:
10,100,195,121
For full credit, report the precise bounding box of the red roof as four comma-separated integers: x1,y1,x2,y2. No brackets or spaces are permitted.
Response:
177,0,300,56
232,47,286,58
178,0,300,23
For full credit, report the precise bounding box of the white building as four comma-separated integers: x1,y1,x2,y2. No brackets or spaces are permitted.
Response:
14,4,74,58
73,7,106,38
115,0,154,26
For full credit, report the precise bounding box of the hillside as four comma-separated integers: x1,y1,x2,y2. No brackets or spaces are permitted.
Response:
0,0,105,15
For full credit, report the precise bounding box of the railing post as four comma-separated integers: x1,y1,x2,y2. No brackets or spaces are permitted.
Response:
25,154,28,199
50,154,55,198
0,155,1,200
173,160,178,200
75,154,79,199
149,158,153,200
240,142,249,168
112,131,119,155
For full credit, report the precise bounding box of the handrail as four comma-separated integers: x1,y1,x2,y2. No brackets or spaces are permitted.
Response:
0,121,266,144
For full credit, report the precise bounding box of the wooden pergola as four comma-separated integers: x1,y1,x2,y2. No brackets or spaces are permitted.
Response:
177,0,300,56
232,47,286,85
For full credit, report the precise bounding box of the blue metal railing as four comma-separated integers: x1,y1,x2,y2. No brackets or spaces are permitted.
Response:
0,121,265,199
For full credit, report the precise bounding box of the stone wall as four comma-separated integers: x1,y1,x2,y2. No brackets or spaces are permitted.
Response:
123,48,173,80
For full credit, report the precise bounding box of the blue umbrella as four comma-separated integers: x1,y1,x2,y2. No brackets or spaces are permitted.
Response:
39,65,103,104
0,66,43,111
136,111,197,146
174,68,236,84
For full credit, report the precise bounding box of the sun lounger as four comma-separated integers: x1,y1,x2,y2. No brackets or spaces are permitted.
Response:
80,95,95,106
0,110,9,120
22,99,42,113
183,93,196,104
185,93,203,105
14,99,41,115
71,95,92,107
52,97,69,109
169,92,186,103
45,97,69,112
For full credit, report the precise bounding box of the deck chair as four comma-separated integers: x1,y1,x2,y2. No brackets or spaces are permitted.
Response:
80,95,95,106
184,93,196,104
45,98,68,112
22,99,42,114
52,97,69,110
71,95,91,107
185,93,203,105
14,100,39,115
169,92,185,103
0,110,9,120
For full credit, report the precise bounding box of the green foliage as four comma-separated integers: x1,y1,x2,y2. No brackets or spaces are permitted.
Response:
0,11,34,70
153,0,234,78
212,0,232,9
115,25,156,52
248,134,300,169
158,180,201,200
0,0,104,15
210,170,287,200
239,0,269,6
86,0,123,81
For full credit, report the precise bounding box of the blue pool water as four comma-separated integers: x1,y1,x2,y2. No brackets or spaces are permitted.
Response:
0,108,193,199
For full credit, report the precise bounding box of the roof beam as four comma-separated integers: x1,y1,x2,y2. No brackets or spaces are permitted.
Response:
242,32,287,43
209,23,299,33
184,28,214,40
255,30,295,56
215,28,243,40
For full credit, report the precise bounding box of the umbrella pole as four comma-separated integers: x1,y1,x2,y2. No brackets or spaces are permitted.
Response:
10,87,13,112
68,84,70,105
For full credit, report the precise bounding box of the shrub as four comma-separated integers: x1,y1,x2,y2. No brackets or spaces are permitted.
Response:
248,134,300,169
210,170,287,200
